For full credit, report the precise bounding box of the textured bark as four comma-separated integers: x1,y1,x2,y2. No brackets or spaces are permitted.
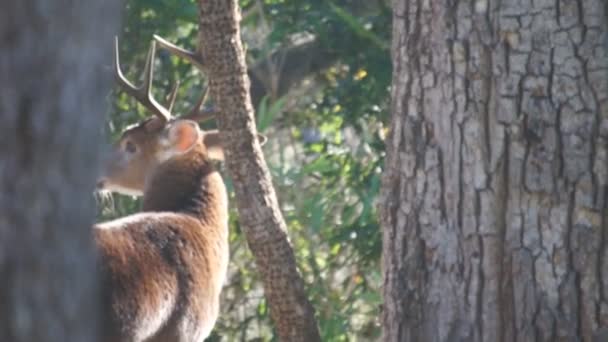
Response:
381,0,608,341
0,1,121,341
196,1,321,341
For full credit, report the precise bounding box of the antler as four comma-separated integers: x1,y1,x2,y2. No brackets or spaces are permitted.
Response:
114,37,172,122
153,35,205,71
153,35,217,124
180,86,217,122
166,80,180,113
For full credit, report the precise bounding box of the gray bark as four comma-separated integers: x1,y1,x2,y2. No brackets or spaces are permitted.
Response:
0,1,121,341
381,0,608,341
196,1,321,341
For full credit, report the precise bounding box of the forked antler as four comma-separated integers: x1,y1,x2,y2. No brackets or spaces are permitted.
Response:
153,35,217,124
180,86,217,122
114,37,172,123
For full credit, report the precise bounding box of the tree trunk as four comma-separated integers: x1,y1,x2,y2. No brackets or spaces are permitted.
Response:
196,1,321,341
0,1,121,341
381,0,608,341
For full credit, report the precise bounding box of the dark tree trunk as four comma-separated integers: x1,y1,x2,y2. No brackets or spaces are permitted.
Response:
196,1,321,341
0,1,121,341
381,0,608,341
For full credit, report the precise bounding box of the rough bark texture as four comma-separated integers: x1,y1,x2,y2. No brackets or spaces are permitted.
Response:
381,0,608,341
196,1,321,341
0,1,121,341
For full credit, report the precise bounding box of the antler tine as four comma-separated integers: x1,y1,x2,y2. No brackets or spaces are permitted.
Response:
152,35,216,123
181,86,217,123
166,80,180,113
153,35,205,71
114,37,172,122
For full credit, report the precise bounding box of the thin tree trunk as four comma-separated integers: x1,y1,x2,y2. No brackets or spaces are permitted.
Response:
196,1,321,341
381,0,608,341
0,1,121,341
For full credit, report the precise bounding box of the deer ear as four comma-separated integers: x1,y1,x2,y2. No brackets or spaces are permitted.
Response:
167,120,201,154
202,130,224,160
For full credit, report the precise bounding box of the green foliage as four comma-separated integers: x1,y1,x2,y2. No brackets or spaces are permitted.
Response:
100,0,390,340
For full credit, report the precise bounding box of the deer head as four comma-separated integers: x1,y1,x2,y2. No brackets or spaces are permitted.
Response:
97,38,224,197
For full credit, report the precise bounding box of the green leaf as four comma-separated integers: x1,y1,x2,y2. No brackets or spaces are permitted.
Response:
256,95,286,132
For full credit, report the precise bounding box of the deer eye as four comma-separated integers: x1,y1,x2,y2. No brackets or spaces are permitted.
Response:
124,141,137,154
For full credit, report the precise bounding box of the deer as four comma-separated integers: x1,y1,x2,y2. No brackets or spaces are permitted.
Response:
94,36,252,342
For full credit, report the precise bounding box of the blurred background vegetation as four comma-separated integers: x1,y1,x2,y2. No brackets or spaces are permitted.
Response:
98,0,391,340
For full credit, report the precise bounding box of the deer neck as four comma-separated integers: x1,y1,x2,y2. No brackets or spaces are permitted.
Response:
142,147,227,225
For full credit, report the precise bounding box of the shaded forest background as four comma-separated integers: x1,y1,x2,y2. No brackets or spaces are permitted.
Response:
100,0,391,340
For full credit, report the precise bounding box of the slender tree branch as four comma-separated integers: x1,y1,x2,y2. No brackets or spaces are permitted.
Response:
248,38,336,105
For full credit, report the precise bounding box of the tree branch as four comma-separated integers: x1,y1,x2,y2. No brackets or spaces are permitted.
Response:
248,38,336,105
246,0,389,106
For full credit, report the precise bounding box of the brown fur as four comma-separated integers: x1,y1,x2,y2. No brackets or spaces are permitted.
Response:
95,119,229,342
